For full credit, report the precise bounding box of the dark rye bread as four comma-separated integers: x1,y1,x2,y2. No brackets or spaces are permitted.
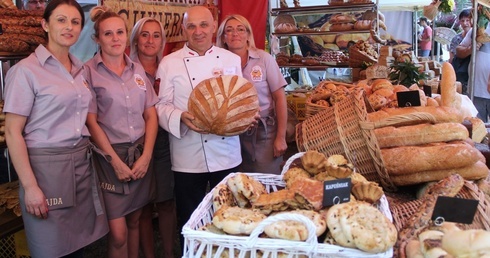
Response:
188,75,259,136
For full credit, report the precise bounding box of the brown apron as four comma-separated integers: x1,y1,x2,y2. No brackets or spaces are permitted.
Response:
91,136,156,219
20,138,109,258
240,109,283,175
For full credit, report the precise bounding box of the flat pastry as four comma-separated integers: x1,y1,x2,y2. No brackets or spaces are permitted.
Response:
188,75,259,136
264,209,327,241
212,183,237,211
212,206,266,235
288,177,324,211
252,189,296,214
226,173,267,208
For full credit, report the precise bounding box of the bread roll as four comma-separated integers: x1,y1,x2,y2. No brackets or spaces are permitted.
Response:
375,122,469,148
440,62,459,109
390,160,489,186
441,229,490,257
371,78,393,92
381,141,485,175
188,75,259,136
367,106,464,124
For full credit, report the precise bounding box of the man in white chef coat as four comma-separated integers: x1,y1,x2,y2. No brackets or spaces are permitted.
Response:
155,5,243,251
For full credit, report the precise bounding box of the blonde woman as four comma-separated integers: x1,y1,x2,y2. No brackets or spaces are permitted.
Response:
129,17,176,258
85,6,158,258
217,14,288,175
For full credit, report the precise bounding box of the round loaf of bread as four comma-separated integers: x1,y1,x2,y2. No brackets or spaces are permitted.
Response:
188,75,259,136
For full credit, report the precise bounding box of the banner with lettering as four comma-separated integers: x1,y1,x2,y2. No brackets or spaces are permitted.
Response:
102,0,207,43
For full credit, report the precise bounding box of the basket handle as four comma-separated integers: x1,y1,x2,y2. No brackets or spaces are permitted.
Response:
246,213,319,254
359,112,437,129
280,152,305,176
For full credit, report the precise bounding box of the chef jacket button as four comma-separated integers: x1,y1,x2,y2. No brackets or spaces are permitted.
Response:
186,59,189,62
217,56,219,58
192,78,195,81
222,137,225,140
204,140,207,143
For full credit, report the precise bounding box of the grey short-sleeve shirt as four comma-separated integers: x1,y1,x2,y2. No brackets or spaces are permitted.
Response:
4,45,92,148
85,53,158,144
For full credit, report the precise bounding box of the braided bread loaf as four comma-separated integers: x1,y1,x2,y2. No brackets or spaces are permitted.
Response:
188,75,259,136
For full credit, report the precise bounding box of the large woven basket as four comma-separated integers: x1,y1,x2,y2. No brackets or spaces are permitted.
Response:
182,172,394,257
296,88,397,191
349,47,378,68
305,81,356,119
388,180,490,232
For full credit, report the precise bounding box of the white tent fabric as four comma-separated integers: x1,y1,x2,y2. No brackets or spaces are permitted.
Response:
273,0,429,10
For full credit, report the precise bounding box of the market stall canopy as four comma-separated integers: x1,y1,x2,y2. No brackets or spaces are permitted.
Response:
275,0,429,11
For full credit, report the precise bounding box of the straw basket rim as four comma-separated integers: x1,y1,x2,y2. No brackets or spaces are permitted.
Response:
434,27,457,45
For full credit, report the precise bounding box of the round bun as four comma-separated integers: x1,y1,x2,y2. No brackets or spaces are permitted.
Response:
188,75,259,136
371,79,393,92
90,6,111,22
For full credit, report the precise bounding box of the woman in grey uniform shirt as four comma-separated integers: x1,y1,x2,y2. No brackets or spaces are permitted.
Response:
85,6,159,258
4,0,109,257
129,17,176,258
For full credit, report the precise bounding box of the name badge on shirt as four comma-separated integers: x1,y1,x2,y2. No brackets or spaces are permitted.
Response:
223,66,237,75
134,74,147,90
212,67,223,77
250,65,263,81
81,75,90,91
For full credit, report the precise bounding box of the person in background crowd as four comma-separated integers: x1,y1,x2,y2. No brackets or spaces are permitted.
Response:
23,0,46,10
85,6,158,258
457,19,490,122
154,5,243,252
216,14,288,175
4,0,109,257
129,17,177,258
450,9,473,95
419,17,433,57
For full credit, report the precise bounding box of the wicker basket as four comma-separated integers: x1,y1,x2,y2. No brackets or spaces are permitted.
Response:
296,88,397,191
389,180,490,232
182,172,394,258
349,47,377,68
434,27,457,45
305,81,355,119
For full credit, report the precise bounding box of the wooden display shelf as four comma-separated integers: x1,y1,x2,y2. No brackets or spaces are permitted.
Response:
0,211,23,240
270,3,375,15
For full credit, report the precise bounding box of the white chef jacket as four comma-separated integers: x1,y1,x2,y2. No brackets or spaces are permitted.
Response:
155,45,243,173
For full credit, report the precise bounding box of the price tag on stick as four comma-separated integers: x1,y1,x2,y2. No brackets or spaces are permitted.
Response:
397,90,421,107
322,178,351,207
431,196,479,225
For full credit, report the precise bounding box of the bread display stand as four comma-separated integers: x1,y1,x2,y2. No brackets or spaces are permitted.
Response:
182,172,393,258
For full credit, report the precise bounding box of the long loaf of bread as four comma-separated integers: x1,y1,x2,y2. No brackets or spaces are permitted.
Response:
375,122,469,148
391,161,489,186
381,141,485,175
440,62,461,109
367,106,463,124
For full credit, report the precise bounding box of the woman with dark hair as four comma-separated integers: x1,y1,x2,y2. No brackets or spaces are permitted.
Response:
129,17,176,258
4,0,109,257
85,6,158,258
216,14,288,175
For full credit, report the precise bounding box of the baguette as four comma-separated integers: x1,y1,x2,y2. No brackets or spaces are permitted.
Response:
367,106,463,124
375,122,469,148
440,62,459,109
381,141,484,175
390,161,489,186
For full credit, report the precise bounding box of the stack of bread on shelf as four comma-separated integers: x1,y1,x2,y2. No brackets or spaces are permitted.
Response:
0,8,46,53
367,62,489,186
202,150,397,254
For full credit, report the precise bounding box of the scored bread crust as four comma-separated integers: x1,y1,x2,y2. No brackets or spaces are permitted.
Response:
212,206,266,235
226,173,267,208
188,75,259,136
